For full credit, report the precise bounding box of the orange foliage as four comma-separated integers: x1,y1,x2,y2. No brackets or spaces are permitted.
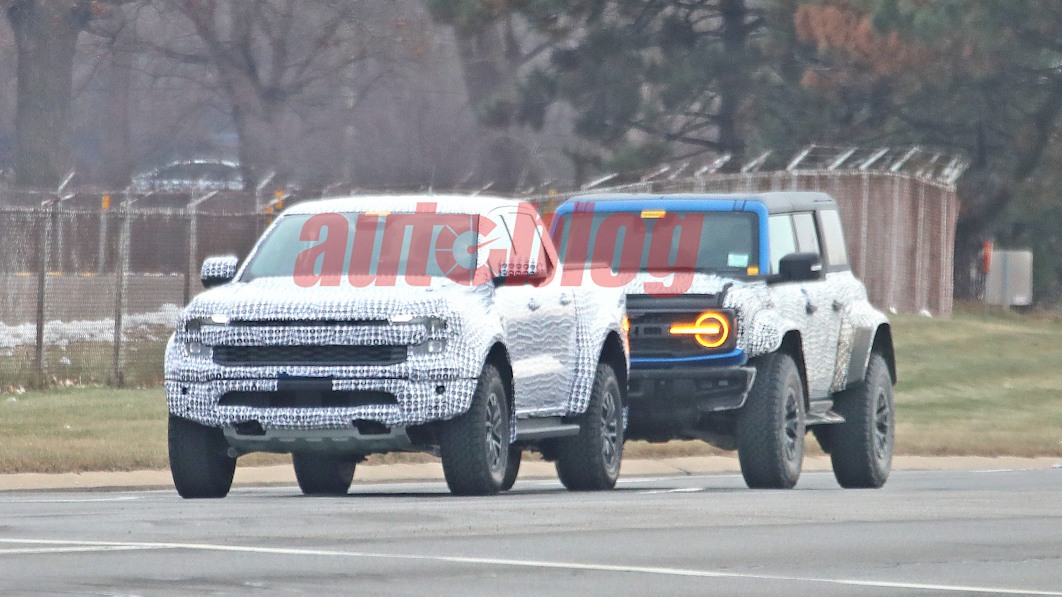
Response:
795,3,929,81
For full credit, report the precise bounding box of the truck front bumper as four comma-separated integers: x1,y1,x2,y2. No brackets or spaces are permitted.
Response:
165,376,478,431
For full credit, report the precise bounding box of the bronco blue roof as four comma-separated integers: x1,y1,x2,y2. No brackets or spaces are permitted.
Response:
558,191,837,215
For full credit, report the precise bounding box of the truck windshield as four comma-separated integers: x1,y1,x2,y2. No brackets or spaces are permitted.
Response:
552,210,759,274
242,212,480,285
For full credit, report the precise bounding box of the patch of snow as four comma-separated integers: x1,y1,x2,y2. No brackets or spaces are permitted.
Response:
0,304,180,350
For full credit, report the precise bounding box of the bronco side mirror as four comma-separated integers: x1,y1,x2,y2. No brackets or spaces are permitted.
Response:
200,255,239,288
774,252,823,283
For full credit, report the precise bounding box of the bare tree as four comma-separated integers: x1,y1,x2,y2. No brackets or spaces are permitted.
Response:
140,0,390,189
2,0,130,187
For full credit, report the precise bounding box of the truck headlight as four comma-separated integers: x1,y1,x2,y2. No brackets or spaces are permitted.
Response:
670,311,731,349
394,315,448,356
184,313,230,333
392,315,448,334
411,339,448,356
182,341,212,359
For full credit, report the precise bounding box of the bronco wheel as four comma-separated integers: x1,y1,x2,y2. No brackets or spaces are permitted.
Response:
736,352,805,489
825,352,894,488
168,415,236,499
554,363,624,491
438,363,510,496
292,453,357,496
501,446,522,491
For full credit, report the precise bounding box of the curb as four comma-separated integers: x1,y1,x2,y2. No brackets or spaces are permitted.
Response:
0,455,1058,493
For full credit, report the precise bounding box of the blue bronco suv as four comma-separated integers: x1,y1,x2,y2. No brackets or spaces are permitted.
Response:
551,192,896,489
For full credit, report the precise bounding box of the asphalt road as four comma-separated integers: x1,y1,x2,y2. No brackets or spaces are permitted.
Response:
1,468,1060,596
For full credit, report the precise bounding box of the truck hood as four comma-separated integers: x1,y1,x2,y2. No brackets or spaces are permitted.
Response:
181,277,488,325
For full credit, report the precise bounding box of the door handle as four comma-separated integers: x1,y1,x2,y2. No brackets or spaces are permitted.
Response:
805,301,818,315
832,299,844,312
559,293,572,306
528,298,540,311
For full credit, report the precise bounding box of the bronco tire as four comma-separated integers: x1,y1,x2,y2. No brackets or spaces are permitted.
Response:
439,363,510,496
168,415,236,499
554,363,624,491
736,352,805,489
825,352,894,488
292,454,357,496
501,446,522,491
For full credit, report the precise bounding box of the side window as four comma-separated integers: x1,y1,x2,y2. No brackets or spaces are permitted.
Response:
767,214,797,274
818,209,850,268
792,212,820,255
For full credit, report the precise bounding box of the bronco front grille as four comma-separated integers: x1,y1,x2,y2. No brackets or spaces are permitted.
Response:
213,345,406,367
628,309,736,358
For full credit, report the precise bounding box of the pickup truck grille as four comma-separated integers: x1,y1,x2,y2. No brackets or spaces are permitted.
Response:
213,345,406,367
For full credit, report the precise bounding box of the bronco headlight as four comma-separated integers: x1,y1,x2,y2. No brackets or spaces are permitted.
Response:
670,311,731,349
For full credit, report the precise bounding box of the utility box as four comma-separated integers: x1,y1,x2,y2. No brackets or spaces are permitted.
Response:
985,249,1033,307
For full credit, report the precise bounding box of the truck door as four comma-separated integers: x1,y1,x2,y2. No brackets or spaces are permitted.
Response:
792,211,842,399
488,206,576,416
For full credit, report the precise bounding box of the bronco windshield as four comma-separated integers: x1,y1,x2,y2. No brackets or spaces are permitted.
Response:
552,210,759,275
242,212,480,285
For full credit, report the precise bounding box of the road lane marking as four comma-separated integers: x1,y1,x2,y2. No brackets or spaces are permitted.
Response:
637,488,705,495
0,545,171,555
1,496,141,504
1,538,1058,595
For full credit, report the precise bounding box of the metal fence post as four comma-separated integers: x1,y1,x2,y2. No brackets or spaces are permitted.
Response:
184,191,219,305
112,191,132,386
33,199,57,388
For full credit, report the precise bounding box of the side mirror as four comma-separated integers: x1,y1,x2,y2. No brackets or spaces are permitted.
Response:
493,258,547,286
200,256,239,288
775,252,823,283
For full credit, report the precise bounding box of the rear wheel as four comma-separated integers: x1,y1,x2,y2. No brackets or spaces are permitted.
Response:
554,363,624,491
825,353,894,488
439,363,510,496
168,415,236,499
736,353,805,489
292,453,357,496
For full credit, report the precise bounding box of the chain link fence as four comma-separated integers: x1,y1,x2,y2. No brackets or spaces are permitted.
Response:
0,199,270,388
0,168,957,388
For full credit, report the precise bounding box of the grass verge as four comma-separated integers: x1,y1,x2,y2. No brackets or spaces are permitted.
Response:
1,307,1059,473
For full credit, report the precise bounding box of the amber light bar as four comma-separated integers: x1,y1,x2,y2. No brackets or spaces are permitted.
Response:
669,311,730,348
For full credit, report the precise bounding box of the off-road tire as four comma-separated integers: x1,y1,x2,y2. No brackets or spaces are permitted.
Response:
736,353,805,489
825,352,894,488
292,453,357,496
501,446,522,491
168,415,236,499
439,363,510,496
554,363,624,491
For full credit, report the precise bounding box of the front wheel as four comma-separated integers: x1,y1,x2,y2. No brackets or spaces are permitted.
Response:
168,415,236,499
824,352,894,488
292,453,357,496
438,363,510,496
736,353,805,489
501,446,522,491
553,363,624,491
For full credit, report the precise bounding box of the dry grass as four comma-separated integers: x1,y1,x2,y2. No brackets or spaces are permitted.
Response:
1,306,1059,473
